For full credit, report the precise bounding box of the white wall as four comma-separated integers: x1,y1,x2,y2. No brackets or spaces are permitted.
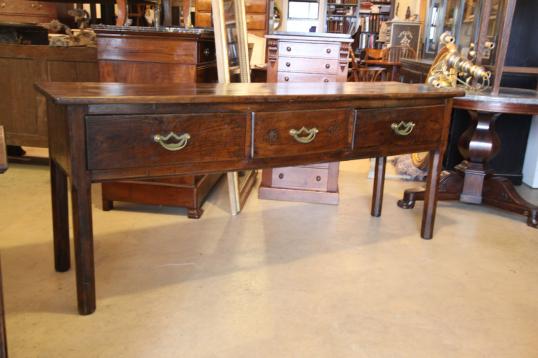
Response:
523,115,538,188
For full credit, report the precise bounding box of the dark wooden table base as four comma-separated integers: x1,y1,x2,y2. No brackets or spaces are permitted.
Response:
398,109,538,228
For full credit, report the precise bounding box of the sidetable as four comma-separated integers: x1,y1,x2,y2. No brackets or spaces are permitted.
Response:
398,87,538,228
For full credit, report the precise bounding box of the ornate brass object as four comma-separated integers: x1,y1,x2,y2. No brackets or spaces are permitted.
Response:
391,121,415,136
426,32,491,92
289,127,319,144
153,132,191,151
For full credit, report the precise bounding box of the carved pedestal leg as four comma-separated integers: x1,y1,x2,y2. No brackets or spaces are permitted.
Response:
50,160,70,272
371,157,386,217
457,111,500,203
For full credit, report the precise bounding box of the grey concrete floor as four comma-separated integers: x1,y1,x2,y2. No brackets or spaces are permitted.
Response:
0,159,537,357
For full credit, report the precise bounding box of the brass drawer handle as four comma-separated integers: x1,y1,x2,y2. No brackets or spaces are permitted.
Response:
323,78,329,83
325,64,330,69
289,127,319,144
284,76,289,81
391,121,415,136
286,62,291,67
326,48,331,54
153,132,191,151
286,46,291,52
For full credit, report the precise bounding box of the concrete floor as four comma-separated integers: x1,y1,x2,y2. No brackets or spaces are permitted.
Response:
0,159,537,358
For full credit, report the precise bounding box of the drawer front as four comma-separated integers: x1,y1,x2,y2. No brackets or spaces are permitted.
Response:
246,14,267,30
278,58,339,75
86,113,247,170
277,72,337,83
253,109,352,159
197,41,216,63
271,167,328,190
245,0,267,13
278,41,340,59
354,105,445,149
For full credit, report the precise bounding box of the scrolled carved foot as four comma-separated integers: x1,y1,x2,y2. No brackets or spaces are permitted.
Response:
397,198,415,209
527,209,538,228
187,208,203,219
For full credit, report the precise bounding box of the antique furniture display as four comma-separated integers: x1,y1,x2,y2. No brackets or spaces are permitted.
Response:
36,81,463,315
398,88,538,228
0,44,98,148
94,26,221,218
0,0,57,24
262,32,353,204
364,45,416,81
0,125,8,358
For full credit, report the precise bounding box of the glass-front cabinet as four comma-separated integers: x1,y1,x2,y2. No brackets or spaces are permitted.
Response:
423,0,505,62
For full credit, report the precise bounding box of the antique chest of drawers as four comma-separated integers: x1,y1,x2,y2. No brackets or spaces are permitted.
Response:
261,32,353,204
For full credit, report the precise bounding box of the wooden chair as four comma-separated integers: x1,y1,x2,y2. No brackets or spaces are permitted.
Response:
348,49,386,82
364,48,385,61
0,125,8,357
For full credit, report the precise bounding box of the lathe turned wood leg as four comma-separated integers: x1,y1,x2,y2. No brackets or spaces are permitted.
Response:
397,170,463,209
50,160,70,272
483,176,538,228
371,156,386,217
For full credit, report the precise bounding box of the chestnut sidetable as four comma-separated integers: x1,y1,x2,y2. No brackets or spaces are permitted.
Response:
35,81,463,315
398,88,538,227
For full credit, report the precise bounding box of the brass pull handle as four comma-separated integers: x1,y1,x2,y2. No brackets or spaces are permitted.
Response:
285,62,291,67
325,64,330,69
326,48,331,54
286,46,291,51
289,127,319,144
391,121,415,136
153,132,191,151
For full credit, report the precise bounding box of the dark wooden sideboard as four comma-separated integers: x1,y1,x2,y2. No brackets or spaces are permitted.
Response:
94,26,221,218
35,81,463,315
0,44,98,147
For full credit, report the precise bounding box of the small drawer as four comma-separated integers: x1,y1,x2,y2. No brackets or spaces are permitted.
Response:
278,41,340,59
197,41,216,63
253,109,353,159
354,105,445,149
278,58,339,75
272,167,328,190
86,113,247,170
278,72,337,83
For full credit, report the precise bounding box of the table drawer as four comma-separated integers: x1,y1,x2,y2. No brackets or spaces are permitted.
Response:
253,109,352,159
354,105,445,149
86,113,247,170
278,58,339,75
278,41,340,59
271,166,328,190
278,72,337,83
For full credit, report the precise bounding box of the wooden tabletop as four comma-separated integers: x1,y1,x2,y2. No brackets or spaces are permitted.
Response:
454,87,538,115
35,82,465,105
0,126,7,174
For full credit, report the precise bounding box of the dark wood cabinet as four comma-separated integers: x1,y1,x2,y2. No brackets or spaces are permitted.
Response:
0,44,98,147
0,0,57,23
94,27,222,218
